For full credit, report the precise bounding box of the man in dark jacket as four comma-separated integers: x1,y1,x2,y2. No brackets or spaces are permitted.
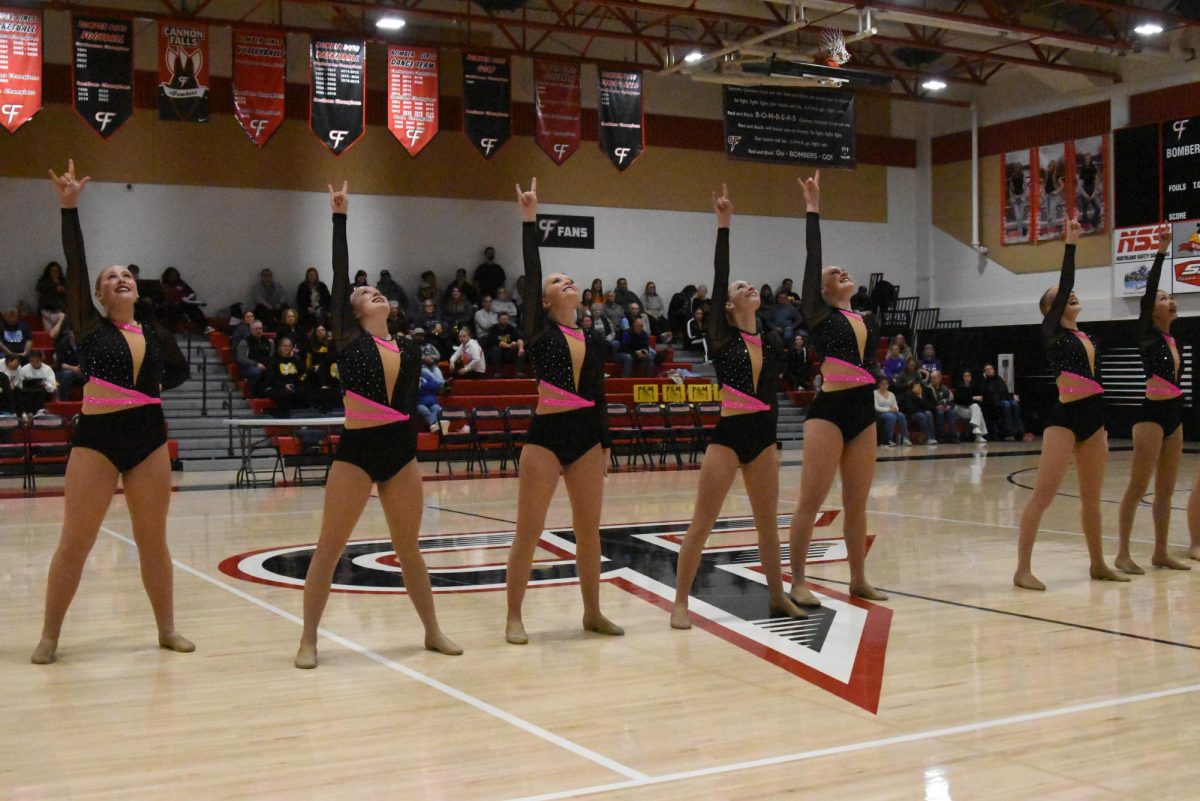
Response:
981,363,1024,440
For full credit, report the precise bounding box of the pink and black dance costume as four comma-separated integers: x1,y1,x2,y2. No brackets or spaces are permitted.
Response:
1135,250,1183,436
799,211,880,439
60,209,188,472
707,227,783,463
1042,243,1105,441
521,221,611,464
329,213,422,482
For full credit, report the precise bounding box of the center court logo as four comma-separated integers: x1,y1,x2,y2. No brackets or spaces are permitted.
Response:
220,513,892,712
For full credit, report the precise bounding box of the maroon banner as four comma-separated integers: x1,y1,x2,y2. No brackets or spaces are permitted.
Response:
157,20,209,122
387,45,438,156
533,60,580,165
0,8,42,133
232,28,285,147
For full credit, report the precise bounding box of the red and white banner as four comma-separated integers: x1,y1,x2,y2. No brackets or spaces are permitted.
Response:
533,60,580,165
386,45,438,156
232,28,286,147
157,20,209,122
0,8,42,133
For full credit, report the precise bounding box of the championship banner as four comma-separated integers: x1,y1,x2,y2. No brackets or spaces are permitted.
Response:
0,8,42,133
232,28,286,147
723,86,854,168
157,20,209,122
598,69,644,170
1035,142,1068,241
387,45,438,156
1074,135,1106,235
310,37,365,156
533,60,580,165
462,52,510,159
72,15,133,139
1001,149,1033,245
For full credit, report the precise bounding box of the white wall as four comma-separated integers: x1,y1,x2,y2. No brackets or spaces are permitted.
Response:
1,169,919,314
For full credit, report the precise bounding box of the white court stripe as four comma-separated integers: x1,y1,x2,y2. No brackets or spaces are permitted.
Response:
501,680,1200,801
98,525,647,783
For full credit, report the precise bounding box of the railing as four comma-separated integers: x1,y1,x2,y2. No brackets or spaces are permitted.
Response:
200,351,208,417
226,386,235,457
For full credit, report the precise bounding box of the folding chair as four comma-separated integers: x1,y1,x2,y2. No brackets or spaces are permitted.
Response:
634,403,683,467
665,403,704,463
436,407,481,474
0,415,29,490
505,405,535,472
605,403,649,470
472,407,513,474
26,414,72,492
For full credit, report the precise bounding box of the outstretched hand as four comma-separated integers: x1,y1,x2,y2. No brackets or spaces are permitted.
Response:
329,181,348,214
516,178,538,221
798,170,820,213
1155,222,1172,252
1063,215,1082,245
712,183,733,228
48,159,90,209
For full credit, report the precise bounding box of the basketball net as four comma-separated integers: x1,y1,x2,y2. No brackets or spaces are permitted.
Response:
820,28,851,68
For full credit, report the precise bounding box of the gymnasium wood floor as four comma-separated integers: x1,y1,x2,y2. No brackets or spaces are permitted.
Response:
4,442,1200,800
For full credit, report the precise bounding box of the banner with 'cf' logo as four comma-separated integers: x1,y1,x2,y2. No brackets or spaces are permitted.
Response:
310,37,365,156
387,46,438,156
0,7,41,133
232,28,285,147
72,15,133,139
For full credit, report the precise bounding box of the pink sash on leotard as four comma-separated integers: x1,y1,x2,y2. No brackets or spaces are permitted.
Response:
373,335,399,352
740,332,762,349
344,390,410,423
839,309,864,323
538,381,594,409
821,356,876,385
1057,371,1104,397
83,377,160,407
721,385,770,413
113,321,143,335
559,325,585,342
1147,375,1183,398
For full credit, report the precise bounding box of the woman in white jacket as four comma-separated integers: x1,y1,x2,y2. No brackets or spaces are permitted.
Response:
873,377,909,447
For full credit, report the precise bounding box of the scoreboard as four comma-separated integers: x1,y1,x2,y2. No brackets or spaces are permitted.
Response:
1163,116,1200,222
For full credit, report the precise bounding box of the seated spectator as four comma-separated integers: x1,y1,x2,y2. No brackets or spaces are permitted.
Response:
474,246,506,300
874,376,909,447
444,268,480,305
668,284,696,341
55,325,83,401
894,357,923,396
305,349,341,413
929,371,957,443
617,318,656,377
474,295,499,338
485,312,524,376
1,306,32,362
981,363,1024,440
17,350,56,414
449,326,486,379
129,264,165,323
260,337,307,417
850,285,875,316
786,334,812,390
613,277,641,311
590,278,604,299
892,333,913,360
691,285,710,315
954,370,989,443
411,327,442,367
36,261,67,338
296,267,331,327
417,299,450,357
236,320,273,394
160,267,211,333
919,344,942,379
601,291,625,333
387,301,407,336
777,278,800,305
416,351,445,433
642,282,668,339
580,289,594,310
276,308,303,353
511,275,525,307
230,309,256,350
251,268,287,330
0,353,20,413
492,286,518,320
376,270,408,310
589,307,619,359
770,291,802,341
686,307,708,361
882,344,905,383
305,324,330,371
624,302,651,334
353,269,370,289
443,286,476,334
900,381,937,445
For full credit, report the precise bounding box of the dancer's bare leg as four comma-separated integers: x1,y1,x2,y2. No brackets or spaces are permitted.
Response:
1075,428,1128,583
1116,422,1162,574
742,446,808,615
32,447,119,664
840,425,886,600
789,419,842,607
505,444,561,644
123,444,193,653
1189,470,1200,560
564,444,622,637
671,444,743,629
1015,426,1075,590
377,461,463,654
1151,427,1189,570
295,460,373,668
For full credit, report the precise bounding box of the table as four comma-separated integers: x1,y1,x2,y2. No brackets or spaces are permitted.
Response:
224,416,345,487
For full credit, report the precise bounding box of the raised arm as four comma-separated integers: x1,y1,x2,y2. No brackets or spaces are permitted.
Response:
517,178,543,339
51,160,100,338
798,172,829,330
327,181,357,350
1042,217,1081,344
708,185,734,346
1138,224,1171,347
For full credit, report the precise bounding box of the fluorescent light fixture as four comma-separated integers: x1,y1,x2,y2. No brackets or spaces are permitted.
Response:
376,16,406,30
1134,22,1163,36
922,78,947,91
684,50,704,63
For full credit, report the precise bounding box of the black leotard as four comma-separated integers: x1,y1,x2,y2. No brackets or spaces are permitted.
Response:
1042,244,1099,383
799,212,878,375
1136,251,1179,389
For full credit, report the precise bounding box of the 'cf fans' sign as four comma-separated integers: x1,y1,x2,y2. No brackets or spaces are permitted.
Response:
535,214,594,249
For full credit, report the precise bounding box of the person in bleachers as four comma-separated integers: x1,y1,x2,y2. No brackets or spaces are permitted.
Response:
128,265,166,324
874,376,909,447
17,350,56,415
511,274,525,307
642,282,668,340
36,261,67,338
410,327,442,367
686,306,708,361
589,304,619,359
668,284,696,341
1,306,32,362
930,371,958,442
474,246,506,300
892,333,913,360
613,277,641,311
443,267,479,305
55,325,83,401
296,267,331,328
2,354,21,412
352,269,369,289
850,285,875,317
235,320,273,394
376,270,408,311
617,317,655,377
230,309,255,350
250,268,287,330
893,356,923,396
770,290,802,341
580,289,594,310
623,301,651,334
416,351,445,433
900,380,937,445
306,350,341,413
448,325,486,379
954,369,988,443
443,285,476,335
786,333,812,390
160,267,211,333
601,291,625,334
474,295,499,338
417,269,439,307
691,284,710,315
304,324,329,370
981,363,1024,441
416,299,449,357
777,277,800,305
882,343,905,383
492,286,518,320
590,278,604,299
919,344,942,379
276,308,303,353
386,300,408,336
261,337,307,417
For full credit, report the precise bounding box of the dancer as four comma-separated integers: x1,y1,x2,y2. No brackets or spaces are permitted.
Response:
1013,217,1128,590
294,182,460,668
504,178,623,644
670,187,806,629
1117,225,1190,572
789,171,887,604
33,161,192,664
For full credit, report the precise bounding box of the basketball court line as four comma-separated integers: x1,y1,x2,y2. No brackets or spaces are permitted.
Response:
96,524,648,784
500,680,1200,801
1008,466,1195,511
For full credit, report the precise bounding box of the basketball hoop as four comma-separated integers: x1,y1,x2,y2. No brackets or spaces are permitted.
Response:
820,28,851,68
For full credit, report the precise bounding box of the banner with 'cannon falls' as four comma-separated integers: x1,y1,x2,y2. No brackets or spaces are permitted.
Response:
0,8,42,133
232,28,286,147
387,45,438,156
310,37,365,156
72,15,133,139
157,20,209,122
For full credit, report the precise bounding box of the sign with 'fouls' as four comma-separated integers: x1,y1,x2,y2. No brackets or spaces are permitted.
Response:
534,214,594,249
